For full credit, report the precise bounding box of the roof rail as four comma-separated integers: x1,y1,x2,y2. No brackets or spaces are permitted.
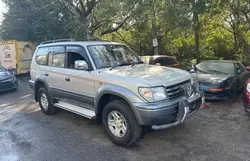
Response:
40,39,74,45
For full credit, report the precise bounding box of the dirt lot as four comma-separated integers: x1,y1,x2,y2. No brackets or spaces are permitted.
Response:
1,76,250,161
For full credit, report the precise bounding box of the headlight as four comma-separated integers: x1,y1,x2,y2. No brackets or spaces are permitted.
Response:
212,79,224,84
193,80,200,92
186,83,194,97
247,83,250,92
12,76,16,82
138,87,167,102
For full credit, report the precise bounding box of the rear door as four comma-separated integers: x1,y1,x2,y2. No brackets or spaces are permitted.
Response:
46,46,67,99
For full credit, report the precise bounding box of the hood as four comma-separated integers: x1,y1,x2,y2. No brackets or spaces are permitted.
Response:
0,70,13,81
193,73,232,84
100,64,191,87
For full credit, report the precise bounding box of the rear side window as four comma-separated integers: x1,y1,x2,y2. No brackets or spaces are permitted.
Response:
48,46,65,68
35,47,49,65
155,57,177,66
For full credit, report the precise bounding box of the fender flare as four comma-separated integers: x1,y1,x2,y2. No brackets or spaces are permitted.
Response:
94,84,144,123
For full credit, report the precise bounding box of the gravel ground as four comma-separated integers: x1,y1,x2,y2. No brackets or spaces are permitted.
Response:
0,75,250,161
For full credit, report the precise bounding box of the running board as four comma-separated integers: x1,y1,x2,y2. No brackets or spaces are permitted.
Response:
54,101,95,119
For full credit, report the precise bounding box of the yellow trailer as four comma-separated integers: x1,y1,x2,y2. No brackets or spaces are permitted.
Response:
0,40,35,74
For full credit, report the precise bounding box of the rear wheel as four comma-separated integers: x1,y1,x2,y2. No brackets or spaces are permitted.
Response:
102,100,142,147
38,87,57,115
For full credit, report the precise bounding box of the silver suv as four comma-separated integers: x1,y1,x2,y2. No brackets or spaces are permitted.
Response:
29,40,203,146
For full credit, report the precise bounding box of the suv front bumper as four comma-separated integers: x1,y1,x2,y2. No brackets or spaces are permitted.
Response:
133,92,204,129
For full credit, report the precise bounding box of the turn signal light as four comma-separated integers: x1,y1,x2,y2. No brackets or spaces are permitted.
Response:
209,88,223,92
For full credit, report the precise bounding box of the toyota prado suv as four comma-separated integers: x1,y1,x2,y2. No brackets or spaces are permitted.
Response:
29,39,203,147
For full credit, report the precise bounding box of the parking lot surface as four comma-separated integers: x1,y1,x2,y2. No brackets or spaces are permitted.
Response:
1,76,250,161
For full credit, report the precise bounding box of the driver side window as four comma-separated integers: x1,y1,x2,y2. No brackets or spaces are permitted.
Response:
65,46,91,70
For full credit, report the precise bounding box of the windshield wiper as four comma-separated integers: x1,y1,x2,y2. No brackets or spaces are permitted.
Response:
109,63,131,71
207,70,227,74
131,61,144,67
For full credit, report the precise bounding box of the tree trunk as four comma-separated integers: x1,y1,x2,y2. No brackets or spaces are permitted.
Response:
193,11,200,64
83,17,91,40
151,5,159,55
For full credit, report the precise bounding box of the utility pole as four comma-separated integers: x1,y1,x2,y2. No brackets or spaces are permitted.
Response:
151,2,159,55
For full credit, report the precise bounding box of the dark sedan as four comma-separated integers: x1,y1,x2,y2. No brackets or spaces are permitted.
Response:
0,65,18,92
191,60,250,100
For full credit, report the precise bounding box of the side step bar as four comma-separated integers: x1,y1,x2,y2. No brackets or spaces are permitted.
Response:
54,101,95,119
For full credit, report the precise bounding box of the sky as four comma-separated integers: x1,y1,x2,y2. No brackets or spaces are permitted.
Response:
0,0,7,24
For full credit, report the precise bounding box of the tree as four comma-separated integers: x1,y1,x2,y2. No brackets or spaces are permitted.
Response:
64,0,143,40
0,0,74,42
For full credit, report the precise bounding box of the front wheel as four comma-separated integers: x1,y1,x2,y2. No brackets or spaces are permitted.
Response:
38,87,57,115
102,100,142,147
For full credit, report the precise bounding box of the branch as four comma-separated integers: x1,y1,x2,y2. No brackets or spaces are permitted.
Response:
217,24,234,34
85,0,96,17
158,29,169,40
100,16,130,36
91,19,112,32
116,31,134,47
79,0,86,14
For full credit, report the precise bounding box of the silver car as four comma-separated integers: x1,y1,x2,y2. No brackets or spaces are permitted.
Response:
29,39,203,147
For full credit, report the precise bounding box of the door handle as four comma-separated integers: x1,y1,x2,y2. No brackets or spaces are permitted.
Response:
45,73,49,76
65,77,70,82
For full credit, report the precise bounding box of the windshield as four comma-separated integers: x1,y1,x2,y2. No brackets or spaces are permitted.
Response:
87,45,140,69
196,62,235,74
0,66,5,72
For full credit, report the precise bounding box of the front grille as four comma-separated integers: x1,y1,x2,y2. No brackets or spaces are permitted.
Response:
166,81,188,100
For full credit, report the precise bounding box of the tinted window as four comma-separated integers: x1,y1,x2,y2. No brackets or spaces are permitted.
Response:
155,57,177,66
48,46,65,68
35,47,49,65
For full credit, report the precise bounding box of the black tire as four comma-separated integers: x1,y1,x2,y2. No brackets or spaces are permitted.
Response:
38,87,57,115
102,100,142,147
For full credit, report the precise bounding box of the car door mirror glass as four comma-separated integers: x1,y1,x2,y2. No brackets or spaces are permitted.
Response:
236,68,242,74
75,60,88,70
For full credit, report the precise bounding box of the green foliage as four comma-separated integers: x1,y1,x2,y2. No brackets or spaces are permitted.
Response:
0,0,74,42
0,0,250,65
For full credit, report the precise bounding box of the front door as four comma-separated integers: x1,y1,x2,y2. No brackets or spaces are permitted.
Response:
62,46,95,109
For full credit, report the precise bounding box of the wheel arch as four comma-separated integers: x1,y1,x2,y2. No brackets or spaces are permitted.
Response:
95,85,143,124
34,79,50,102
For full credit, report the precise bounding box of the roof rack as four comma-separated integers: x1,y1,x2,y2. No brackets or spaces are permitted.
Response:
40,39,74,45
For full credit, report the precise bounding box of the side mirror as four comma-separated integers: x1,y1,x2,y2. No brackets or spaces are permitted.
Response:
190,65,197,73
75,60,89,71
236,68,242,74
